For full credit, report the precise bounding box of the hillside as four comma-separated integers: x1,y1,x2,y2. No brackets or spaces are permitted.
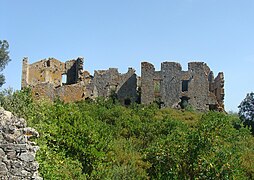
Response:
0,89,253,179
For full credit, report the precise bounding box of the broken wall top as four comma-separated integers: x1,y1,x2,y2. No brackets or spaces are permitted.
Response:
22,57,87,88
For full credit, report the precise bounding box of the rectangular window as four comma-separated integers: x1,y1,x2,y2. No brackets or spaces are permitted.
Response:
154,80,161,94
182,80,189,92
46,60,50,67
62,74,67,85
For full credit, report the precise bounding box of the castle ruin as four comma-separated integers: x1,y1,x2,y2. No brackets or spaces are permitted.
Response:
21,57,224,111
141,62,224,111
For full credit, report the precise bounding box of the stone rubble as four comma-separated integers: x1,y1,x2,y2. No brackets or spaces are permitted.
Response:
0,108,42,180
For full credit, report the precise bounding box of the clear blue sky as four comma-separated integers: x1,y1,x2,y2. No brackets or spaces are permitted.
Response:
1,0,254,112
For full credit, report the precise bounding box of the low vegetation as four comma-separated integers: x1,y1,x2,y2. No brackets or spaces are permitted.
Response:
0,88,254,179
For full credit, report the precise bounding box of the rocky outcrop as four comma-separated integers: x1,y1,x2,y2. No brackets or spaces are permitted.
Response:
0,108,42,179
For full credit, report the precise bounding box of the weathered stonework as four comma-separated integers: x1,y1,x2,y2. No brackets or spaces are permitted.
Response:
22,57,138,105
93,68,137,104
141,61,225,111
0,108,42,179
21,57,224,111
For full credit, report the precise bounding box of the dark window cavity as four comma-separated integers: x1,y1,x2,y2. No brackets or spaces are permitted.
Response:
124,98,131,106
182,80,189,92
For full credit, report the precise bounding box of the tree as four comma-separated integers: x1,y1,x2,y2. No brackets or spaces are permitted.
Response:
238,92,254,133
0,40,11,87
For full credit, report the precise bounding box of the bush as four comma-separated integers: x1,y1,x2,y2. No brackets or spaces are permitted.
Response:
238,92,254,134
0,89,253,179
0,88,34,118
145,112,254,179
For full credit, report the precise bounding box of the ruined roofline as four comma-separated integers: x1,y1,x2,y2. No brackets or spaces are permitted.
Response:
142,61,213,72
23,56,136,83
24,57,220,79
94,67,136,76
24,56,85,66
141,60,225,111
28,57,60,66
22,56,225,111
21,56,86,89
26,58,213,74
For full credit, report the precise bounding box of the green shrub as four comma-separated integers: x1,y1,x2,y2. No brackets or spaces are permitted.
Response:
0,88,34,118
0,89,253,179
145,112,254,179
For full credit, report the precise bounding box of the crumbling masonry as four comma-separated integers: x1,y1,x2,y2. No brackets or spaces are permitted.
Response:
0,108,42,179
141,62,224,111
21,57,224,111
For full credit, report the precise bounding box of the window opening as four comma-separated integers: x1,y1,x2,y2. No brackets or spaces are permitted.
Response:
154,80,161,94
182,80,189,92
46,60,50,67
62,74,67,85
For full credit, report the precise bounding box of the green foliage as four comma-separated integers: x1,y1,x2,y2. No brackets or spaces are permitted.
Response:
0,40,11,86
0,89,254,179
0,88,34,118
238,92,254,134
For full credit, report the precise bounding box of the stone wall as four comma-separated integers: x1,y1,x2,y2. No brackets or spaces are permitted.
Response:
0,108,42,179
22,57,94,103
161,62,182,108
211,72,225,111
94,68,138,104
21,57,225,111
141,61,225,111
186,62,218,111
141,62,155,105
22,57,138,105
21,57,89,89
